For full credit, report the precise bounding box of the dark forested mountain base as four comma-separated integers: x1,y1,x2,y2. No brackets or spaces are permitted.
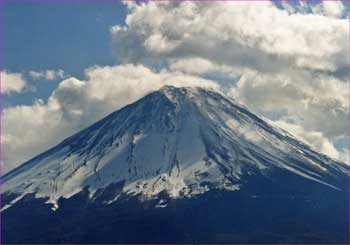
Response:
2,170,348,244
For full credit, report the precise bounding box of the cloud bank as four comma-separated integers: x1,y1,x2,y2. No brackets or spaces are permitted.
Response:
111,1,348,74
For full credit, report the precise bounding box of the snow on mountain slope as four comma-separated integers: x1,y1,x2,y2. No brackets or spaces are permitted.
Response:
2,86,348,210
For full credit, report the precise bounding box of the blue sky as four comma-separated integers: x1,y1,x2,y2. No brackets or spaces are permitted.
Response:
3,1,126,107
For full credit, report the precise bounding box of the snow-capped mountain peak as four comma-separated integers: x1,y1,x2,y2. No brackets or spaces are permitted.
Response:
2,86,348,210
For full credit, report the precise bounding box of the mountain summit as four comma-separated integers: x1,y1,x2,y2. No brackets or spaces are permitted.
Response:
2,86,349,243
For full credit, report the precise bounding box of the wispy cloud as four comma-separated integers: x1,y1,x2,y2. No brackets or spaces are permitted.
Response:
28,69,65,80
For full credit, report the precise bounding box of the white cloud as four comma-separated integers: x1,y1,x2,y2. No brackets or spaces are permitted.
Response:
29,69,65,80
316,1,345,18
169,58,235,75
229,70,348,139
111,2,348,74
2,64,218,173
2,71,27,94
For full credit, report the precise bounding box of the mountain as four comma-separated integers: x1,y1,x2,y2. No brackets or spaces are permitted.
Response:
2,86,349,244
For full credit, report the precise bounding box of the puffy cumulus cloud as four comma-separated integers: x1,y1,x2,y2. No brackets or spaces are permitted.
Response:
169,58,236,76
229,70,348,139
2,71,27,94
2,99,70,173
29,69,65,80
111,1,348,74
2,64,218,173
